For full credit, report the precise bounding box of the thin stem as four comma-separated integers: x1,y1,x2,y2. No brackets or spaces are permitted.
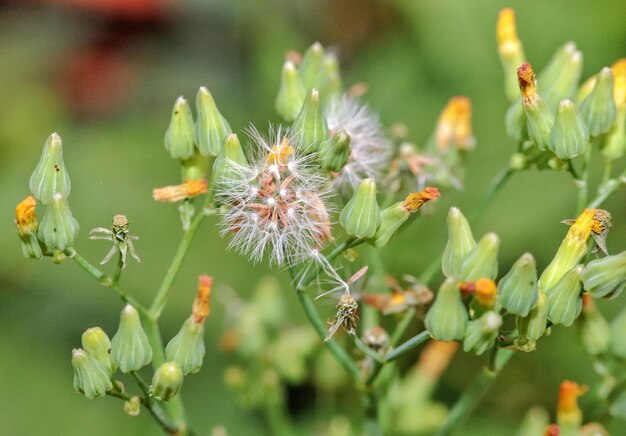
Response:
576,143,593,213
112,251,123,285
588,169,626,208
354,335,384,363
383,330,431,363
390,311,416,346
470,167,514,223
130,372,179,434
363,390,382,436
435,349,515,436
601,159,613,186
107,391,132,401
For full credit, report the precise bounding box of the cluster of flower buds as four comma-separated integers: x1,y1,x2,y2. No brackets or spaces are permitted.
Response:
16,133,79,262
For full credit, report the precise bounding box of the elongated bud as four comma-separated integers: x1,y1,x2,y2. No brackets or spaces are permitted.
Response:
498,253,539,317
299,42,325,90
164,96,196,160
538,42,584,108
323,53,342,98
111,304,152,373
29,133,71,204
339,178,380,239
442,207,476,278
557,381,587,434
579,295,610,356
153,179,208,203
518,63,554,149
603,103,625,160
435,97,476,151
549,100,589,159
212,133,248,185
539,209,606,290
195,87,232,156
611,308,626,359
463,311,502,355
82,327,115,376
425,278,468,341
275,60,307,121
291,89,329,154
37,192,79,252
459,233,499,281
71,348,113,399
497,8,526,102
370,188,440,248
516,291,548,345
151,362,183,401
15,196,43,259
581,252,626,299
319,130,351,172
545,265,583,327
580,67,617,137
166,316,205,375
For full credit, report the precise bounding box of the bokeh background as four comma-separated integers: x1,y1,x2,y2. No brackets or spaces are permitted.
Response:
1,0,625,434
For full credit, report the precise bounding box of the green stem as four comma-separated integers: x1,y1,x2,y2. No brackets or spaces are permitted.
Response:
130,371,179,434
435,349,515,436
354,335,384,363
363,390,382,436
470,167,514,223
576,144,592,213
383,330,431,363
112,251,123,285
587,169,626,208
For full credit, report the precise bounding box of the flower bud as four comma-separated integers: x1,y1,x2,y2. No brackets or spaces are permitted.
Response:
212,133,248,185
463,311,502,355
510,152,527,170
153,180,208,203
611,308,626,359
538,42,583,109
425,278,468,341
291,89,329,154
111,304,152,373
459,233,499,281
435,96,476,151
37,192,79,252
299,42,325,90
579,295,610,356
549,100,589,159
195,86,232,157
581,252,626,299
124,396,141,416
496,8,526,102
15,196,43,259
275,60,307,121
71,348,112,399
545,265,583,327
82,327,115,376
29,133,71,204
164,96,196,160
151,362,183,402
319,130,351,172
603,102,625,160
322,53,342,98
498,253,539,317
166,316,205,375
580,67,617,137
339,178,380,239
516,291,548,344
518,407,550,436
518,63,554,150
442,207,476,278
370,188,440,248
557,381,587,435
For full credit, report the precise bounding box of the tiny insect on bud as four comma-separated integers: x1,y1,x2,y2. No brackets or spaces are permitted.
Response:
611,308,626,359
463,310,502,355
425,278,468,342
124,396,141,417
152,179,208,203
29,132,71,204
518,63,554,150
581,251,626,300
15,196,43,259
580,67,617,137
549,100,589,159
319,129,351,172
557,381,587,434
151,362,183,402
37,192,79,252
164,96,196,161
579,295,610,356
111,304,153,373
291,89,329,154
459,233,500,281
71,348,113,400
339,178,380,239
496,8,526,102
299,42,325,90
516,291,549,346
81,327,115,377
442,207,476,278
545,265,583,327
195,86,232,157
275,60,307,121
498,252,539,317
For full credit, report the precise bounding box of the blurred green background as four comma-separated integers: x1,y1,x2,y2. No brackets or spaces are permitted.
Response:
1,0,625,434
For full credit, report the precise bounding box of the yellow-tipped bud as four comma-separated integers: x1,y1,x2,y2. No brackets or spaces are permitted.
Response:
435,97,475,151
497,8,526,102
152,179,208,203
557,381,587,434
15,196,43,259
518,63,554,150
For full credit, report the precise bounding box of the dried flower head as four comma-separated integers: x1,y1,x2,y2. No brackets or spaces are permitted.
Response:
216,126,333,265
192,275,213,324
326,294,359,341
153,179,208,202
89,214,140,268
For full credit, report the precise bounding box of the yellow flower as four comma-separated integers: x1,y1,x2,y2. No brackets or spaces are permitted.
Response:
15,196,38,235
153,179,208,202
436,97,475,151
192,275,213,324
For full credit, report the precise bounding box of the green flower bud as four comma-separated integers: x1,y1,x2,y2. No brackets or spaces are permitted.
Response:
291,89,329,154
510,152,527,170
505,101,527,141
498,252,539,317
549,100,589,159
602,104,626,160
111,304,152,373
212,133,248,186
516,291,548,344
339,178,380,239
545,265,583,327
319,130,351,172
81,327,115,376
538,43,583,109
463,311,502,355
15,196,43,259
459,233,500,281
611,308,626,359
579,296,610,356
151,362,183,402
165,315,205,375
275,60,307,121
580,67,617,137
442,207,476,278
518,63,554,150
299,42,325,90
71,348,112,399
37,193,79,251
322,54,342,98
496,9,526,102
581,252,626,299
29,133,71,204
164,96,196,160
425,278,468,341
195,86,232,157
518,407,550,436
